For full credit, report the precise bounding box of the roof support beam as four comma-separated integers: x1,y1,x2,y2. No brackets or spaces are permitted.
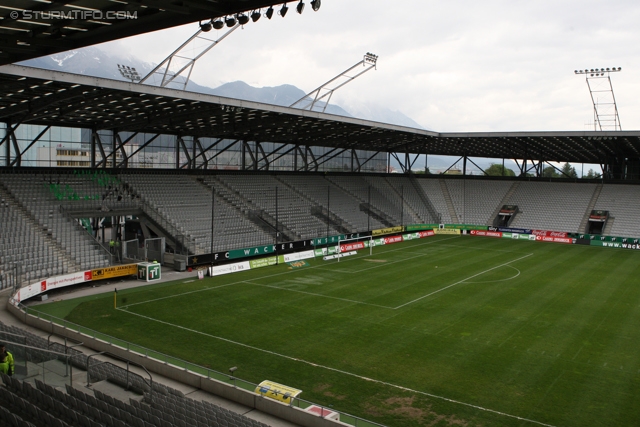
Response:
11,124,51,167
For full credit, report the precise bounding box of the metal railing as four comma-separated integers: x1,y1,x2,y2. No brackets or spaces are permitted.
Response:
22,304,386,427
140,199,197,255
0,340,86,387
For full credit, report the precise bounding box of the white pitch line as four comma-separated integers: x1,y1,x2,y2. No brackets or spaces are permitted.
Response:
117,309,556,427
241,281,394,309
121,235,512,311
465,265,521,283
121,236,460,308
393,253,534,310
119,282,236,309
437,243,533,254
324,235,464,274
340,253,428,274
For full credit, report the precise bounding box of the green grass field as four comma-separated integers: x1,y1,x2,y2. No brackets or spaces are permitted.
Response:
34,235,640,427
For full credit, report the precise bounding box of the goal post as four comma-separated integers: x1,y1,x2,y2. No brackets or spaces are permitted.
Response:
337,235,373,262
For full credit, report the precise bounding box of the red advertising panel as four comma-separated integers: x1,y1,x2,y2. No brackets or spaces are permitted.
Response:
340,242,365,252
470,230,503,238
536,236,572,244
384,235,403,245
419,231,435,238
40,281,47,292
532,230,568,238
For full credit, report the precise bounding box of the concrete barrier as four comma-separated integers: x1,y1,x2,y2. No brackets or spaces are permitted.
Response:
7,302,354,427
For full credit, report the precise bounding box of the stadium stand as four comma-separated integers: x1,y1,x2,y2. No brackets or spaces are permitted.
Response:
415,179,451,224
445,179,514,226
5,169,640,291
0,173,114,286
121,174,274,254
323,175,400,228
381,175,439,224
280,175,375,233
0,188,66,288
594,184,640,237
211,174,351,240
0,320,285,427
506,182,597,232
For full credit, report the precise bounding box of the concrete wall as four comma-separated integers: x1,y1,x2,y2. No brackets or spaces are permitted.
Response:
7,302,353,427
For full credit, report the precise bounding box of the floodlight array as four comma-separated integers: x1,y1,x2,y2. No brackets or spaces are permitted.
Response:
198,1,321,31
574,67,622,77
117,64,141,82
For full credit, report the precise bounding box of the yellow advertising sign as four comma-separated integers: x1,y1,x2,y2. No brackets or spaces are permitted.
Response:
372,226,404,236
91,264,138,280
433,229,461,235
255,380,302,404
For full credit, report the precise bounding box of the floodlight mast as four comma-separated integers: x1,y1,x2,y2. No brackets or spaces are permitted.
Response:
138,23,240,90
290,53,379,112
574,67,622,131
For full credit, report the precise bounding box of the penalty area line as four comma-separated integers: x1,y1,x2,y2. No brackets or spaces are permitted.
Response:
393,253,534,310
116,309,556,427
241,281,394,309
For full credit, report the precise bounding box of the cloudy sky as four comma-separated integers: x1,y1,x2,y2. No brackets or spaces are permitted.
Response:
99,0,640,134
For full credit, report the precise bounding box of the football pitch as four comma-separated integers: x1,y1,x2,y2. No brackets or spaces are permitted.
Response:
36,235,640,427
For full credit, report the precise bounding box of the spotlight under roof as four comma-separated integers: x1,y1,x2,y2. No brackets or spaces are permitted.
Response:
237,13,249,25
199,20,212,32
311,0,321,11
212,19,224,30
251,10,261,22
279,3,289,17
225,16,236,27
265,6,274,19
297,1,305,14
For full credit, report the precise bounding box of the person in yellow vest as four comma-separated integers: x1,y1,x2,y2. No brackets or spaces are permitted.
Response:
0,344,14,376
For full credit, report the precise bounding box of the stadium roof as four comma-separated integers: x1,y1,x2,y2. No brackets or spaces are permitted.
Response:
0,0,296,65
1,64,640,166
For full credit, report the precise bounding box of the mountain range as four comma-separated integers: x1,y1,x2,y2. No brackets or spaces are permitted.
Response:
20,46,424,129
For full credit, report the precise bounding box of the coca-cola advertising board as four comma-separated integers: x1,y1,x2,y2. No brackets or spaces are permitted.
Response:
531,230,568,238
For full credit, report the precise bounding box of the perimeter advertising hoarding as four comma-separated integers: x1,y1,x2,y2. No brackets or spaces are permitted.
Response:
91,264,138,280
502,233,536,241
15,271,89,303
281,251,315,263
249,257,278,269
433,229,461,235
383,235,404,244
340,242,365,252
406,224,439,231
469,230,502,238
208,261,251,277
444,224,489,231
372,226,404,236
591,240,640,250
489,227,532,234
402,231,434,240
571,233,640,244
224,233,365,262
535,235,573,244
532,230,568,238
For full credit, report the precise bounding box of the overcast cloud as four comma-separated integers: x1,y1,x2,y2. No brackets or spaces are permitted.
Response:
100,0,640,133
